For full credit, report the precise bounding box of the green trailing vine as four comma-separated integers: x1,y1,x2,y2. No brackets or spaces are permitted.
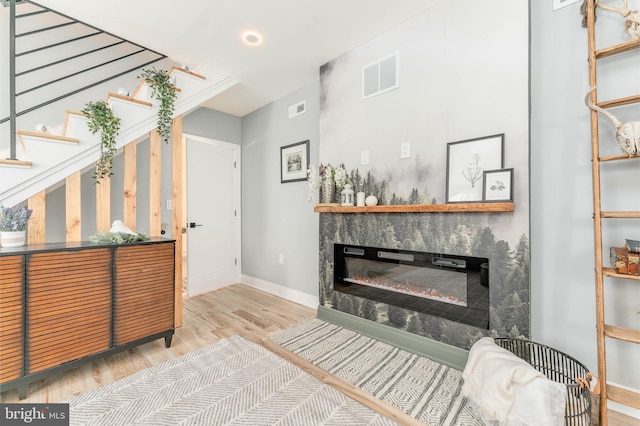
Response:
82,100,121,183
138,68,177,143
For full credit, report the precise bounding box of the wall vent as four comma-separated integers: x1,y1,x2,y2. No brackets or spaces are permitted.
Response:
362,52,399,100
288,101,306,118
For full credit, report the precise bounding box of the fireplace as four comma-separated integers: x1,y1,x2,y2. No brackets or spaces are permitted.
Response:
334,244,489,329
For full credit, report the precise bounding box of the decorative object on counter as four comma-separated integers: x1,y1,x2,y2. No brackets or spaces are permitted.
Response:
307,163,349,203
280,140,309,183
0,204,32,247
116,88,130,96
365,195,378,206
82,100,121,183
357,192,366,207
585,86,639,157
341,184,355,206
138,68,177,143
595,0,640,40
446,134,504,203
89,220,149,244
626,238,640,253
483,168,514,202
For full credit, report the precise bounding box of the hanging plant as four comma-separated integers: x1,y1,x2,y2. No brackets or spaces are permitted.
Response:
138,68,177,143
82,100,121,183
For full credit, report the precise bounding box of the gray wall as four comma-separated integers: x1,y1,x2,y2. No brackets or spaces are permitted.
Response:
531,1,640,395
241,82,320,297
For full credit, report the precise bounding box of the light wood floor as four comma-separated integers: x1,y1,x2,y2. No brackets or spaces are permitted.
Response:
1,284,637,425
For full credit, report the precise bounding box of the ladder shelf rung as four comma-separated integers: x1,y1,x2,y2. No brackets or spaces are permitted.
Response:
607,384,640,410
600,211,640,219
599,153,640,162
603,268,640,280
597,94,640,109
604,324,640,344
595,38,640,59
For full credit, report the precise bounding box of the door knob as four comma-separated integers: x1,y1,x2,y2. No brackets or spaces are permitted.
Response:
188,222,203,228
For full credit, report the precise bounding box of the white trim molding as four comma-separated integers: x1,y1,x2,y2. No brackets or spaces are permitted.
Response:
241,274,319,309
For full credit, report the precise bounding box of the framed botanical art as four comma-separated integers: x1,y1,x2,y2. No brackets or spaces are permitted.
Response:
280,140,309,183
446,134,504,203
483,168,514,202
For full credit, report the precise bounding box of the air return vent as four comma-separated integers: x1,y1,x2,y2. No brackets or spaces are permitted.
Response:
288,101,306,118
362,52,399,99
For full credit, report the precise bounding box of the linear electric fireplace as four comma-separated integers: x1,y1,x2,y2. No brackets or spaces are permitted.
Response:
334,244,489,329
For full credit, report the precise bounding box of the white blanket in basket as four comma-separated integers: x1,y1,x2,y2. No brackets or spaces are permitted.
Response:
462,337,566,425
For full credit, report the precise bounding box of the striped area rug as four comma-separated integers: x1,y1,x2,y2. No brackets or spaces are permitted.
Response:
271,318,484,426
66,335,397,426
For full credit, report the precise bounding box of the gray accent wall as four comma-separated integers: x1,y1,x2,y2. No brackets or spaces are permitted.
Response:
241,82,320,297
531,2,640,394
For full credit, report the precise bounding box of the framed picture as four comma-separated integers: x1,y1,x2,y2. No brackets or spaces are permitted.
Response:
483,168,514,202
446,134,504,203
280,140,309,183
552,0,581,11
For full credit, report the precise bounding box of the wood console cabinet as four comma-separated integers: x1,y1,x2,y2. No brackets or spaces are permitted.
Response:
0,239,175,399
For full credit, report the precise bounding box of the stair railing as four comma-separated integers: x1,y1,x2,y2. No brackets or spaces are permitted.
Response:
1,0,166,159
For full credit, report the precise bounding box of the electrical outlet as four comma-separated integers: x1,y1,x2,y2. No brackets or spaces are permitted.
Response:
361,150,370,165
279,254,285,264
400,141,411,159
166,200,172,210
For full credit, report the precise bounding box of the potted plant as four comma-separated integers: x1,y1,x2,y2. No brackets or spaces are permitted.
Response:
138,68,177,143
82,100,121,183
0,204,33,247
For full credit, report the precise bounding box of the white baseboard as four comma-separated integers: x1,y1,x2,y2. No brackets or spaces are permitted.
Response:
240,275,319,309
608,381,640,420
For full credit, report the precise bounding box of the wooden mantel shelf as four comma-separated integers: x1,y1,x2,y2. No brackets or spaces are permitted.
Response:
314,202,515,213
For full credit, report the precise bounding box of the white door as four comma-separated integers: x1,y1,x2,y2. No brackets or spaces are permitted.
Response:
185,135,240,297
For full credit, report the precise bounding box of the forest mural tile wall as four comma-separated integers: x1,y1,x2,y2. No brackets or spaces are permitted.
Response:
316,0,529,350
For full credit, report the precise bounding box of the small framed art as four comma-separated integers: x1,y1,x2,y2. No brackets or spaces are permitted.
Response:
483,168,514,202
446,134,504,203
280,140,310,183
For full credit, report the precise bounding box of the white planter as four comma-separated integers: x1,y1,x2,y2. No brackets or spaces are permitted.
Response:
1,230,26,247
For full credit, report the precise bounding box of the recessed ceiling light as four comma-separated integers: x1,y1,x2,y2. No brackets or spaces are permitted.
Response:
242,31,262,46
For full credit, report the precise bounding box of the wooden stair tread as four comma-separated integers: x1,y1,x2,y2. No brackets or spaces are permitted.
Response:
170,65,206,80
107,92,153,107
16,130,79,143
0,159,32,167
603,324,640,344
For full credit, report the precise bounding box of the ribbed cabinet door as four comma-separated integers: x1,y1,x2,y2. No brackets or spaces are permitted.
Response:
0,255,25,382
26,249,112,374
114,242,175,346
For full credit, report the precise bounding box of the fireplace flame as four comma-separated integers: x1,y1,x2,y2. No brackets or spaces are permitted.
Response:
346,275,467,307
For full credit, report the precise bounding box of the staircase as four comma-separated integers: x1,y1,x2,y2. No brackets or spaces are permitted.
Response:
0,65,238,208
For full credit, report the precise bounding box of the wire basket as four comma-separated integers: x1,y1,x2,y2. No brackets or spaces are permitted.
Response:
494,338,593,426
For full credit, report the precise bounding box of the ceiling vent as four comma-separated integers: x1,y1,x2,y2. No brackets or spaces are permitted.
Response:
288,100,306,118
362,52,399,100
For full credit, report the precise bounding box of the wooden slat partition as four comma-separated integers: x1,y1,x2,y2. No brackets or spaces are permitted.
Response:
172,115,183,327
96,174,111,232
66,171,81,242
0,255,25,382
149,129,162,236
27,191,46,244
124,142,137,230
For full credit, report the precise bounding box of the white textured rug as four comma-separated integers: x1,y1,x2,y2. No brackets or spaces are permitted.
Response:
66,335,397,426
271,318,484,425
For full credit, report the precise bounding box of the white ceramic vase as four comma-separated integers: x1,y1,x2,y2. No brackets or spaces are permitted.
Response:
1,230,26,247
